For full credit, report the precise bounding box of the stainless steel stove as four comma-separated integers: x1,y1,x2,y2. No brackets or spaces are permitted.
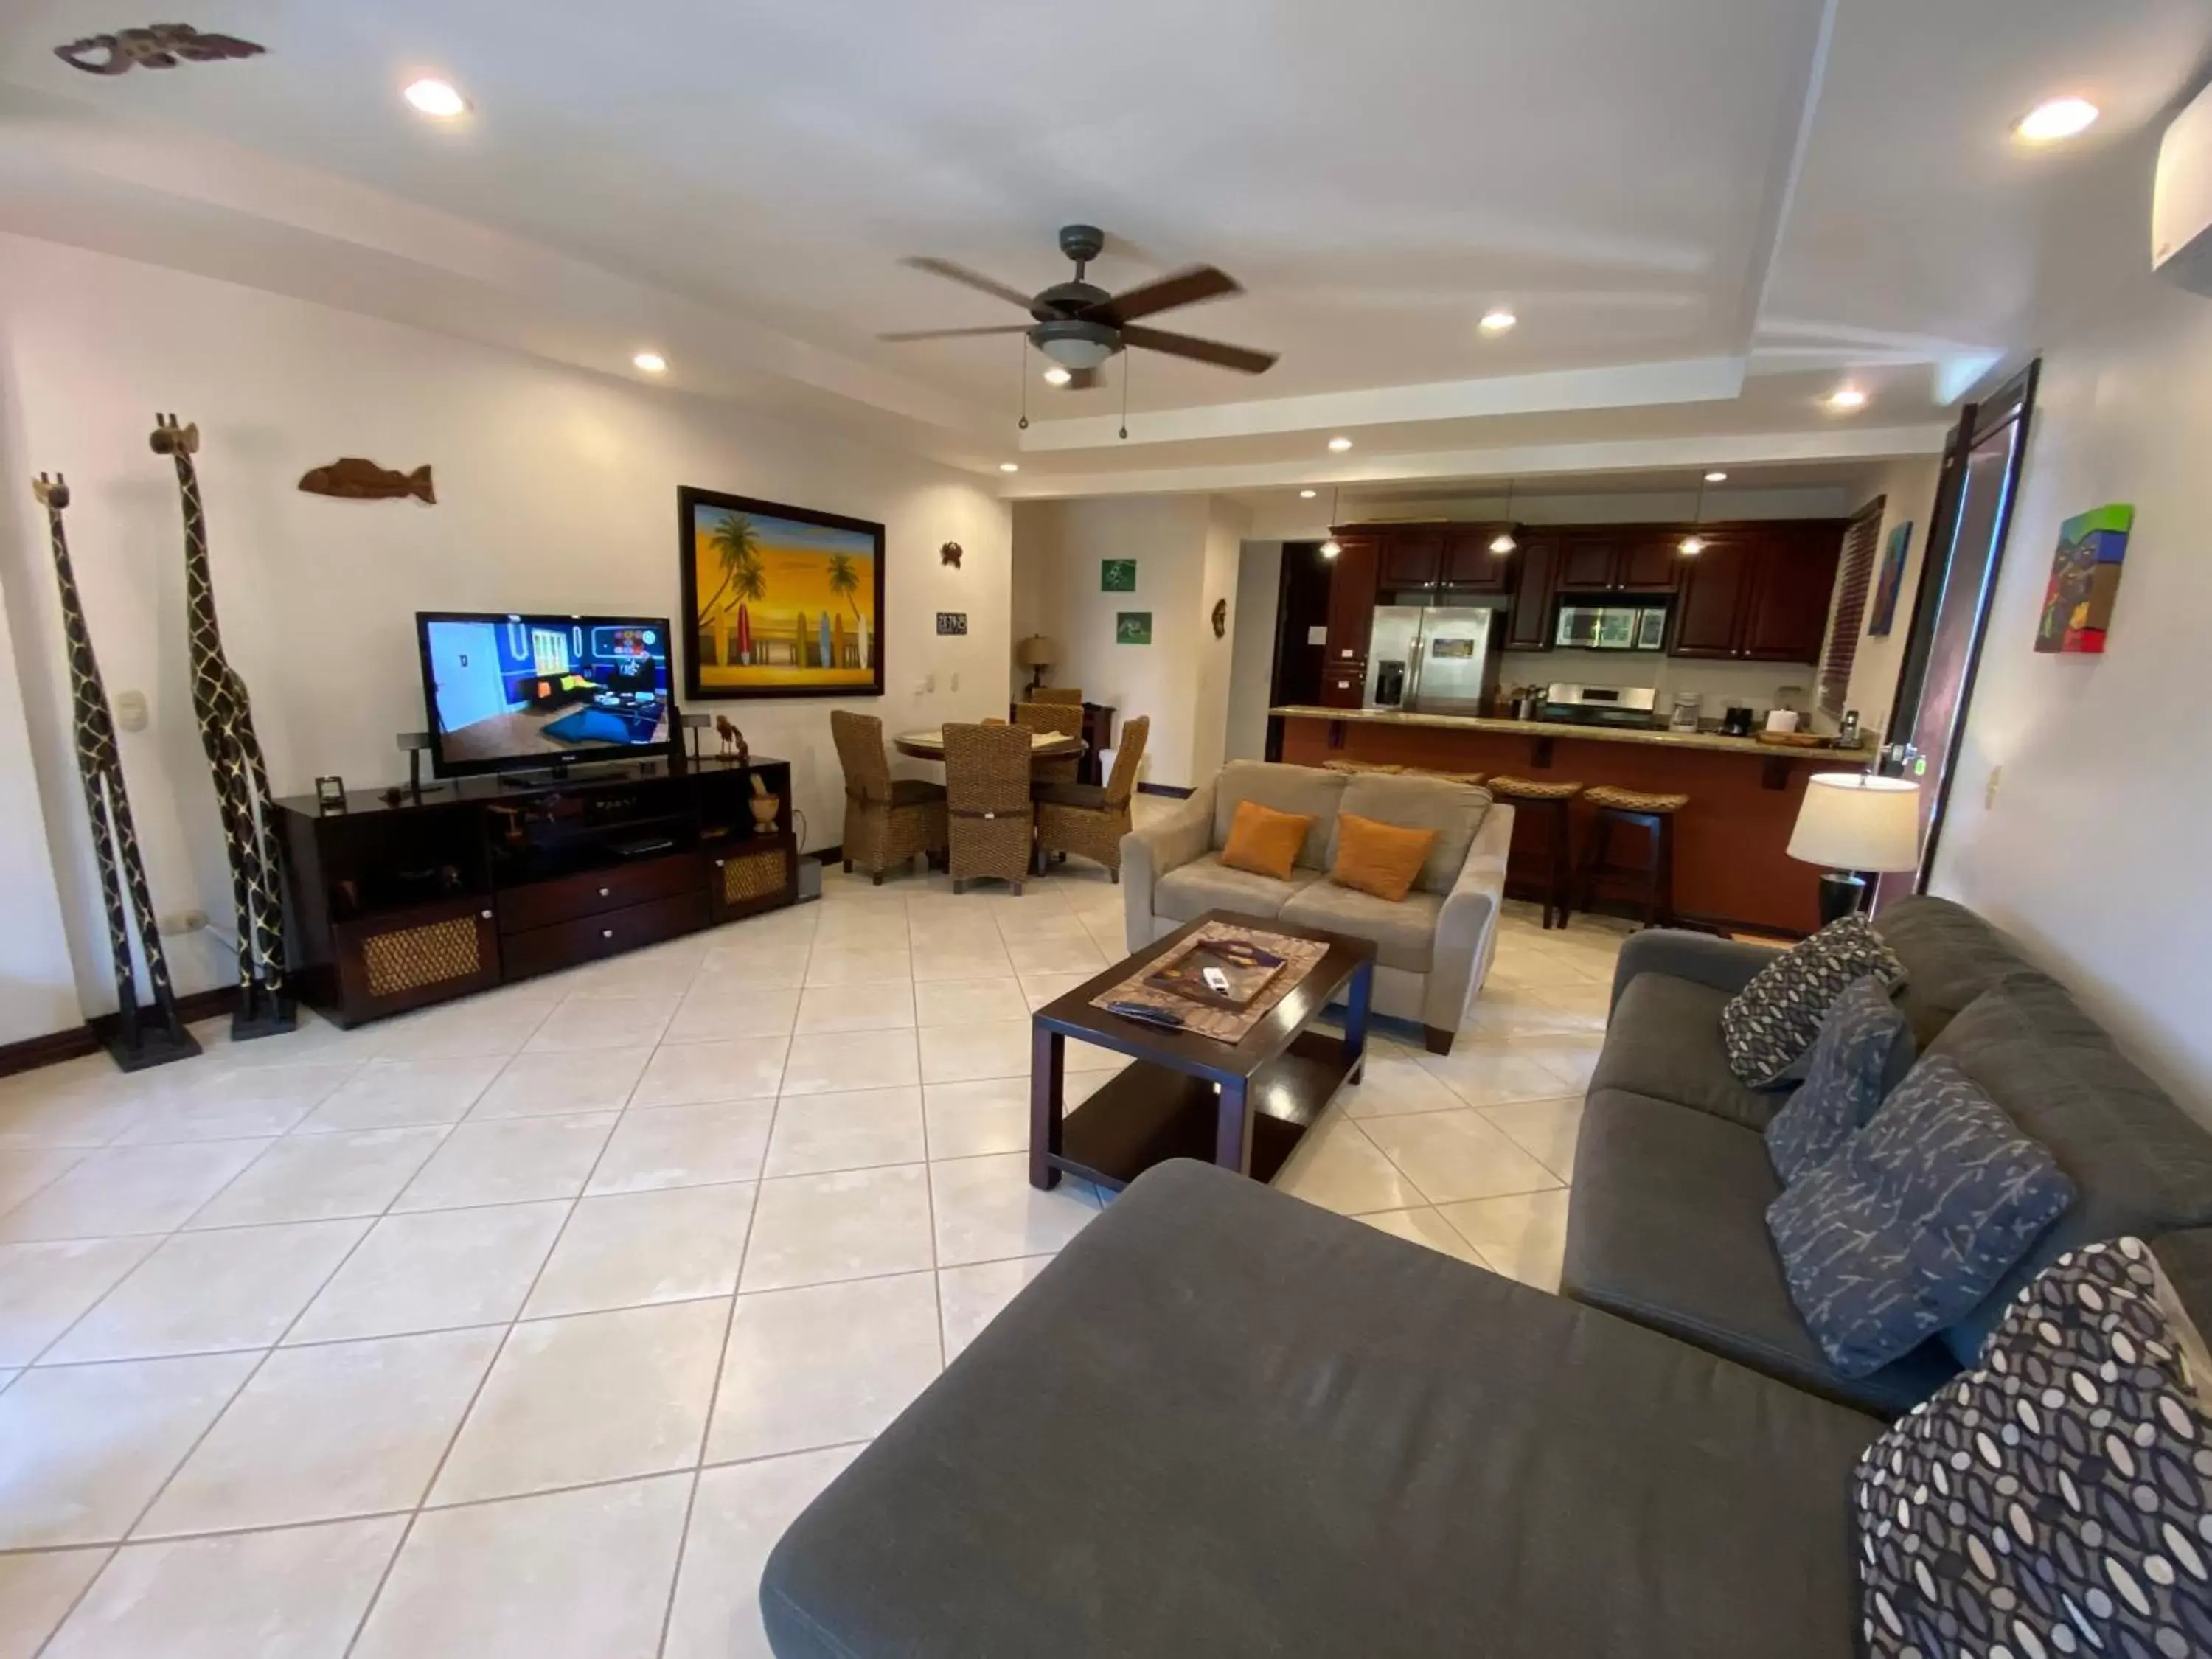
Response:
1537,683,1661,729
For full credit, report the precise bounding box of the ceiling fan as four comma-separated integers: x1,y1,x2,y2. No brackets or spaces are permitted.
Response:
878,223,1277,389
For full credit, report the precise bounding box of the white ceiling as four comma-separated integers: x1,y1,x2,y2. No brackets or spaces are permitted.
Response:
4,0,2208,494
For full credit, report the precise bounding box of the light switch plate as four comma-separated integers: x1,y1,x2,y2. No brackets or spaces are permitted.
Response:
114,689,149,731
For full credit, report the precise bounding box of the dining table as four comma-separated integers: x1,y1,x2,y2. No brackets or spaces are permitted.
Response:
892,727,1082,762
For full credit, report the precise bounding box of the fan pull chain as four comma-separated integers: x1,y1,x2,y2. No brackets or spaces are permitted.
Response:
1017,335,1030,431
1119,349,1130,441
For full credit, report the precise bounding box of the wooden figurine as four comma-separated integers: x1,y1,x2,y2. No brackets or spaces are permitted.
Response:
298,459,435,503
715,715,749,765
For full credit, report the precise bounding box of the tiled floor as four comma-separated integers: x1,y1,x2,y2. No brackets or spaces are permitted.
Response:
0,835,1624,1658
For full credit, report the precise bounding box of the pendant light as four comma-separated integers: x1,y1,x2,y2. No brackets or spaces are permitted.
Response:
1679,474,1709,557
1489,479,1518,555
1320,484,1343,560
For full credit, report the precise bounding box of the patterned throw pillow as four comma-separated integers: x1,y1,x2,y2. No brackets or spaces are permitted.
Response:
1763,977,1917,1183
1722,913,1906,1087
1767,1054,2074,1377
1854,1238,2212,1659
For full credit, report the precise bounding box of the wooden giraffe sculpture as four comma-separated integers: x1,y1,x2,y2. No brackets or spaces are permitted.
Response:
32,473,199,1069
150,414,294,1036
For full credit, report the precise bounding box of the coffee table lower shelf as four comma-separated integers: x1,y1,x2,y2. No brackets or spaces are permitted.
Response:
1041,1029,1355,1192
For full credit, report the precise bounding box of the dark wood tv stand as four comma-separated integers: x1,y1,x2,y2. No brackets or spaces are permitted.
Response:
275,757,797,1026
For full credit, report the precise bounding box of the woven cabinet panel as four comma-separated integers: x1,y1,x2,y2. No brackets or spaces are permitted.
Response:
720,845,789,904
362,915,483,998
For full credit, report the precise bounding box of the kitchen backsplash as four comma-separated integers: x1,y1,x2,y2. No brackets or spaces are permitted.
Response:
1498,649,1832,726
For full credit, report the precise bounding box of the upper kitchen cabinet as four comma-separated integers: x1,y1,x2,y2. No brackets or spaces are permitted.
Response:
1504,532,1561,650
1321,533,1380,692
1439,525,1515,593
1553,527,1684,594
1374,526,1446,592
1669,522,1846,663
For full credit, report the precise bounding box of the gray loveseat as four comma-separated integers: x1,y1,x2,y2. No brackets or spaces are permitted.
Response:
759,897,2212,1655
1121,760,1511,1051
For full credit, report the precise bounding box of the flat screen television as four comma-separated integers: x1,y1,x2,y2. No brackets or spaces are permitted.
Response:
415,611,678,779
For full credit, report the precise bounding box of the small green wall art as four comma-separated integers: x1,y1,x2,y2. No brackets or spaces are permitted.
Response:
1116,611,1152,645
1101,558,1137,592
2035,504,2133,655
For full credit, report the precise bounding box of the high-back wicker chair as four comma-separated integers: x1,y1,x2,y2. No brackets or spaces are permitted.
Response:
942,721,1036,894
1034,715,1149,883
1030,687,1083,706
1014,700,1084,786
831,710,946,886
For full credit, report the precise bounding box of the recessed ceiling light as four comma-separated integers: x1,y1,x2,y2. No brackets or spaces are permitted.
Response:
2015,97,2099,144
403,78,470,119
1298,489,1318,499
1327,436,1352,453
1705,470,1728,483
998,462,1020,473
1479,310,1517,334
1041,366,1073,387
632,352,667,373
1826,386,1868,412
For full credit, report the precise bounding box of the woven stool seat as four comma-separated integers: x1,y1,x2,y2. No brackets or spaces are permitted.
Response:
1581,786,1688,814
1486,775,1584,801
1402,768,1486,786
1321,759,1403,774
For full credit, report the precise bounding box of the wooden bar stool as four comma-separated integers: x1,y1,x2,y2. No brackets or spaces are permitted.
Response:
1577,787,1690,929
1485,776,1585,930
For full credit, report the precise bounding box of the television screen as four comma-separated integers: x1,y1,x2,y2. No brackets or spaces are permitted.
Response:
416,612,675,777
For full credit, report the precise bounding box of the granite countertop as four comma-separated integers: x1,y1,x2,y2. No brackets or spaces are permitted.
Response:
1268,704,1876,762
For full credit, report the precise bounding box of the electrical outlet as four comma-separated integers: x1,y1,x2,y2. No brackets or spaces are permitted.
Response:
159,908,208,935
1983,765,2003,809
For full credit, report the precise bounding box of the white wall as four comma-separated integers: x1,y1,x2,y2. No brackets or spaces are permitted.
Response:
1834,455,1944,742
1008,495,1244,789
1927,133,2212,1113
0,234,1010,1027
1224,540,1284,762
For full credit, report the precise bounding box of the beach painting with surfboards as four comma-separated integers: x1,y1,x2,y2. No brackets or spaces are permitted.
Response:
679,487,886,699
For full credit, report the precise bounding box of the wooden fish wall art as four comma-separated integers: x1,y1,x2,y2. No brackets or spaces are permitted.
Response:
55,24,264,75
298,459,437,504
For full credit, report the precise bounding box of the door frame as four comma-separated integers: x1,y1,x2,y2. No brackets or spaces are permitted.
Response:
1880,360,2039,897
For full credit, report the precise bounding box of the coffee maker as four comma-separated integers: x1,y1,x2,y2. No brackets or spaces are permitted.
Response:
1719,705,1756,737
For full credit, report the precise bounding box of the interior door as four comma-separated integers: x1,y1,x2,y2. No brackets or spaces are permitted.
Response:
1875,364,2039,906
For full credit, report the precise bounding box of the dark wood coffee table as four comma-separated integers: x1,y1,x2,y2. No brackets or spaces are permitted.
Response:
1029,910,1377,1192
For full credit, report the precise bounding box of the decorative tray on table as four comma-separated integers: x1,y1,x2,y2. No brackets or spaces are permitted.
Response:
1141,936,1288,1012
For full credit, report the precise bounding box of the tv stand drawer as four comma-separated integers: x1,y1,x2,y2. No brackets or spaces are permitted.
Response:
497,852,703,935
501,889,709,981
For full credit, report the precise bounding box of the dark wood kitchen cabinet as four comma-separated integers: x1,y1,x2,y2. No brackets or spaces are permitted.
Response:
1553,527,1683,594
1505,532,1561,650
1320,533,1378,703
1555,532,1622,592
1669,522,1845,663
1619,533,1686,591
1440,525,1514,592
1375,528,1444,592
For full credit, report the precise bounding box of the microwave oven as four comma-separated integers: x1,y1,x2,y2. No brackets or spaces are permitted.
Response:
1554,602,1669,652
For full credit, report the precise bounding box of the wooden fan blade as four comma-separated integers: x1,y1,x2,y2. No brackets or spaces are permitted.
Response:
1121,324,1277,375
897,256,1036,310
877,324,1032,342
1082,265,1240,325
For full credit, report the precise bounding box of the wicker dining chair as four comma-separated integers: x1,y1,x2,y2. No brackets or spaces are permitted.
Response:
1030,687,1083,706
1014,700,1084,786
942,722,1036,895
1034,714,1149,883
831,709,946,886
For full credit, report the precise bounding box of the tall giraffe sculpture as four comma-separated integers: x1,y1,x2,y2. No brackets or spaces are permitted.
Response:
150,414,295,1037
32,473,200,1070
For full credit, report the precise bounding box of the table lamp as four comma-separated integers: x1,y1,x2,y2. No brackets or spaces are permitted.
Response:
1787,772,1922,924
1016,633,1056,694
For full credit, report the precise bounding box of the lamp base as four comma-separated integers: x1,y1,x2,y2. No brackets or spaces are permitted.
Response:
1817,872,1868,926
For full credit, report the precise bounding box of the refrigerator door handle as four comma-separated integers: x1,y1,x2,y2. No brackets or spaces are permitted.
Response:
1404,616,1428,708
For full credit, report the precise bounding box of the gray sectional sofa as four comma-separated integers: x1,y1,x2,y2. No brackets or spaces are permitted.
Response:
759,897,2212,1657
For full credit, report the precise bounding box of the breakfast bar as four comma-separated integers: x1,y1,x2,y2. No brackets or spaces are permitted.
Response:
1272,705,1876,936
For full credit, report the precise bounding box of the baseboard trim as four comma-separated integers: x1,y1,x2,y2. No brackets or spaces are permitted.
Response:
0,985,240,1082
1136,783,1196,799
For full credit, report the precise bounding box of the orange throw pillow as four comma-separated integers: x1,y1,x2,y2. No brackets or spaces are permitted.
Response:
1220,799,1314,882
1329,812,1439,902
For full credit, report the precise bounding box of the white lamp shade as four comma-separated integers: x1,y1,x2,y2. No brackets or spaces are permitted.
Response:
1787,773,1922,872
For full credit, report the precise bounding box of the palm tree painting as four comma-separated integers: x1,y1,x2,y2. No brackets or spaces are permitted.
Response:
680,489,885,699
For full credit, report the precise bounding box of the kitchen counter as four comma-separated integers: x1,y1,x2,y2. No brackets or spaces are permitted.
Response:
1268,705,1874,763
1269,706,1871,936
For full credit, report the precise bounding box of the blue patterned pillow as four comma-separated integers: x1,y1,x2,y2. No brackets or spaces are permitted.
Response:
1854,1238,2212,1659
1764,977,1916,1184
1767,1053,2075,1377
1721,913,1906,1088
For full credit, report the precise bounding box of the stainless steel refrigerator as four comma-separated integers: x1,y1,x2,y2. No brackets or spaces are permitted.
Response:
1360,604,1502,715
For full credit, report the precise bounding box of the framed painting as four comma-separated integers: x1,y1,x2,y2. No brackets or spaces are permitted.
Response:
1868,522,1911,637
2034,504,2133,655
1116,611,1152,645
679,488,886,700
1101,558,1137,592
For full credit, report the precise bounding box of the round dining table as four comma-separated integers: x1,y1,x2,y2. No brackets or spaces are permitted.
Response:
893,727,1082,762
